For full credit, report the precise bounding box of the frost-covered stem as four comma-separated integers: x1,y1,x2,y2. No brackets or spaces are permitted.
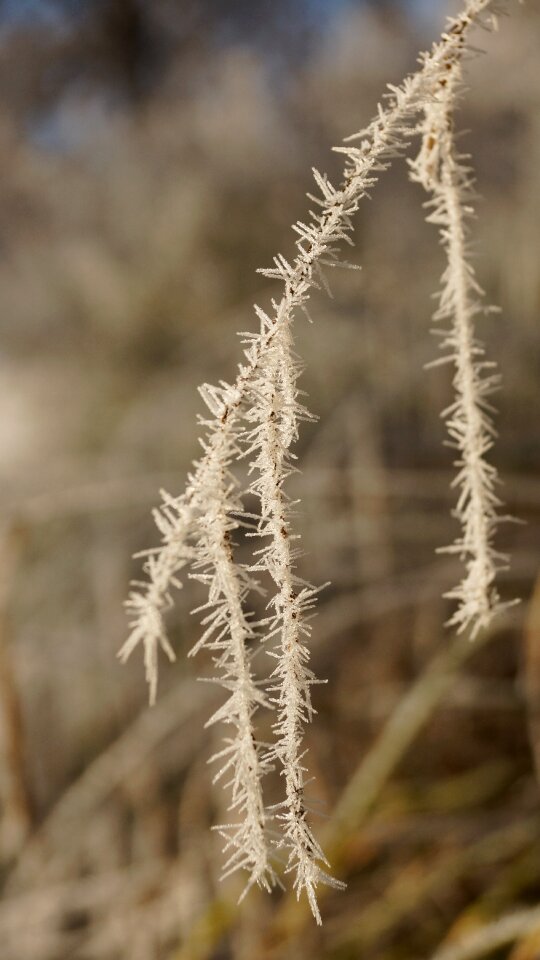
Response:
199,528,272,893
188,431,275,894
120,535,185,706
243,319,343,922
442,164,497,626
409,60,509,633
122,0,498,693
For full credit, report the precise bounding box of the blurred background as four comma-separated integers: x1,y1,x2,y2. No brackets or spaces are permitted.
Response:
0,1,539,957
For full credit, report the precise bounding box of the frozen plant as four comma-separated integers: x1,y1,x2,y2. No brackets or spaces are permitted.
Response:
120,0,514,923
409,52,512,634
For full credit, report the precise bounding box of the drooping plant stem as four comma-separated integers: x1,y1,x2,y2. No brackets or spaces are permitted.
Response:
244,312,343,922
121,0,499,690
188,431,276,894
120,0,508,914
409,56,512,634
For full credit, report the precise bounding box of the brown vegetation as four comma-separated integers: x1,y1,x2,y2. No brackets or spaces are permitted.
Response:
0,1,539,957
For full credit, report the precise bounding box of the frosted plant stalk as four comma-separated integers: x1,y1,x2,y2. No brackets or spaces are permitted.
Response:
409,54,510,634
121,0,499,692
120,0,507,913
124,378,276,891
188,427,275,894
243,309,344,922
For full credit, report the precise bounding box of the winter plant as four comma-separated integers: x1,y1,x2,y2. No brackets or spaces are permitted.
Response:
120,0,515,925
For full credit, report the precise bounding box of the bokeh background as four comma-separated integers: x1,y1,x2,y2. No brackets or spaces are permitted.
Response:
0,1,539,958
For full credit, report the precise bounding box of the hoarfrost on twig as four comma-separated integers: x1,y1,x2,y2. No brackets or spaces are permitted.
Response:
120,0,511,916
409,50,514,635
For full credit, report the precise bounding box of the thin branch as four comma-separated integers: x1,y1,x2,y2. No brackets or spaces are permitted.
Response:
243,313,343,921
121,0,500,696
409,53,513,634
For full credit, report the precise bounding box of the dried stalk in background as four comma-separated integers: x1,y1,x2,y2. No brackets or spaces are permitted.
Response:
0,522,33,860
